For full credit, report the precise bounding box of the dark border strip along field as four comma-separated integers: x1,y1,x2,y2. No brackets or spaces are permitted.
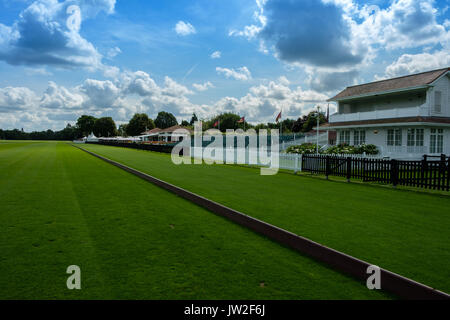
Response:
0,141,388,299
80,143,450,294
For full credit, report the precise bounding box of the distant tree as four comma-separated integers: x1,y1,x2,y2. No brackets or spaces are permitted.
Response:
254,123,268,132
126,113,155,136
189,113,198,125
205,113,250,132
154,111,178,129
301,111,327,132
280,119,295,133
0,124,81,141
76,115,97,137
181,120,190,127
291,115,307,133
93,117,117,137
118,124,128,137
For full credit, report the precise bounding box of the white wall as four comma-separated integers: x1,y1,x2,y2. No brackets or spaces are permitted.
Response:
428,74,450,117
335,126,450,158
338,91,426,114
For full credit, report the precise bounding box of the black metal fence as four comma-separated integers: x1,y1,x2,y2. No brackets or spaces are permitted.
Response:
302,154,450,191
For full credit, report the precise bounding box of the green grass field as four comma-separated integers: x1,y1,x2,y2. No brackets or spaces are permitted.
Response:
80,143,450,294
0,141,390,299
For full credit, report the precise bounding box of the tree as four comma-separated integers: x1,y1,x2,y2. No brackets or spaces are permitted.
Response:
301,111,327,133
154,111,178,129
281,119,295,133
118,124,128,137
189,113,198,125
181,120,190,127
93,117,117,137
205,113,250,132
126,113,155,136
76,115,97,137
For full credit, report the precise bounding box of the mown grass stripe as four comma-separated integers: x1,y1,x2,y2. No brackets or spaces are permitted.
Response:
73,144,449,300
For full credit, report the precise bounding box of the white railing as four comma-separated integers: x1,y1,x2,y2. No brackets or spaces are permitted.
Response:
190,147,383,173
330,105,429,123
282,133,329,149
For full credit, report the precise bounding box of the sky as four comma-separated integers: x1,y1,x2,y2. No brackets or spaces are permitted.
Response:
0,0,449,131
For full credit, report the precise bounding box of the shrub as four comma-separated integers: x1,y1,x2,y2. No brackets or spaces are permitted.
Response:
286,143,379,155
286,143,320,154
326,143,379,155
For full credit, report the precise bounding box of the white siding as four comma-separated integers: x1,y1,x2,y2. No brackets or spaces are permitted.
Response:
428,74,450,117
338,91,426,114
334,126,450,159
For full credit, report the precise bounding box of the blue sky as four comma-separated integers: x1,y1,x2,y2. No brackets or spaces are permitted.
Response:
0,0,449,130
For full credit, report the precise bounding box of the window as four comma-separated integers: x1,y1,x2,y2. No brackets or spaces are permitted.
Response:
407,128,424,146
339,130,350,145
434,91,442,113
407,129,415,147
353,130,366,145
430,128,444,154
416,129,424,147
387,129,402,146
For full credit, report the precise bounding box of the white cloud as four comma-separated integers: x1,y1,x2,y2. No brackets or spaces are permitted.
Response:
0,86,38,113
79,79,121,108
210,51,221,59
0,0,116,70
216,66,252,81
352,0,448,50
382,50,450,78
162,76,193,97
107,46,121,59
192,81,214,91
175,21,196,36
213,77,328,123
232,0,449,76
0,71,330,130
40,81,84,110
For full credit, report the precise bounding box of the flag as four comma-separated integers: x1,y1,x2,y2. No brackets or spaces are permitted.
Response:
213,120,219,128
237,117,245,123
276,111,282,123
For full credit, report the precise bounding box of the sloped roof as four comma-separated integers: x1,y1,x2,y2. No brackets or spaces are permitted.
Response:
141,128,162,135
329,67,450,101
160,125,193,134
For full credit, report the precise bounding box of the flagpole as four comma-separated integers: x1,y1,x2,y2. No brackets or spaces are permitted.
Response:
280,109,282,137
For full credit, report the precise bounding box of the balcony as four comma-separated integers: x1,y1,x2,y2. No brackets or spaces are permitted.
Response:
329,105,430,123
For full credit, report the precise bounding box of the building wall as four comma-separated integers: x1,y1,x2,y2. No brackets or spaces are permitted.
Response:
338,90,426,114
335,126,450,159
427,74,450,117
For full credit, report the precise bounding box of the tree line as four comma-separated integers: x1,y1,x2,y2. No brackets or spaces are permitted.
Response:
0,110,327,140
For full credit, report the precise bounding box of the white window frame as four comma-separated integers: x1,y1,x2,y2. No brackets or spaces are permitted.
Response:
430,128,444,154
353,130,366,146
339,130,350,145
434,91,442,113
387,129,402,146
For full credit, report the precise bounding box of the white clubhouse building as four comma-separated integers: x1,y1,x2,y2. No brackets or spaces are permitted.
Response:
326,67,450,159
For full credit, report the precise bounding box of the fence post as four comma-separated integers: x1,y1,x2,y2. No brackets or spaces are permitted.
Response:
299,154,303,173
421,158,426,189
325,155,330,179
447,158,450,192
440,154,446,190
294,154,298,174
391,159,398,187
346,156,351,182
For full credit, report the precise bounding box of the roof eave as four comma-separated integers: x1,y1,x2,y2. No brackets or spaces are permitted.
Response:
329,85,430,102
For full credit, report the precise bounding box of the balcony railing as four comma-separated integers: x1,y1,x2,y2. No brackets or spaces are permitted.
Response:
330,105,430,123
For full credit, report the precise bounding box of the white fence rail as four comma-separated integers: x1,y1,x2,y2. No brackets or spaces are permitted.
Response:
190,147,383,173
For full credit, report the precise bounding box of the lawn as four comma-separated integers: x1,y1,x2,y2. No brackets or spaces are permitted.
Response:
0,141,389,299
81,143,450,294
